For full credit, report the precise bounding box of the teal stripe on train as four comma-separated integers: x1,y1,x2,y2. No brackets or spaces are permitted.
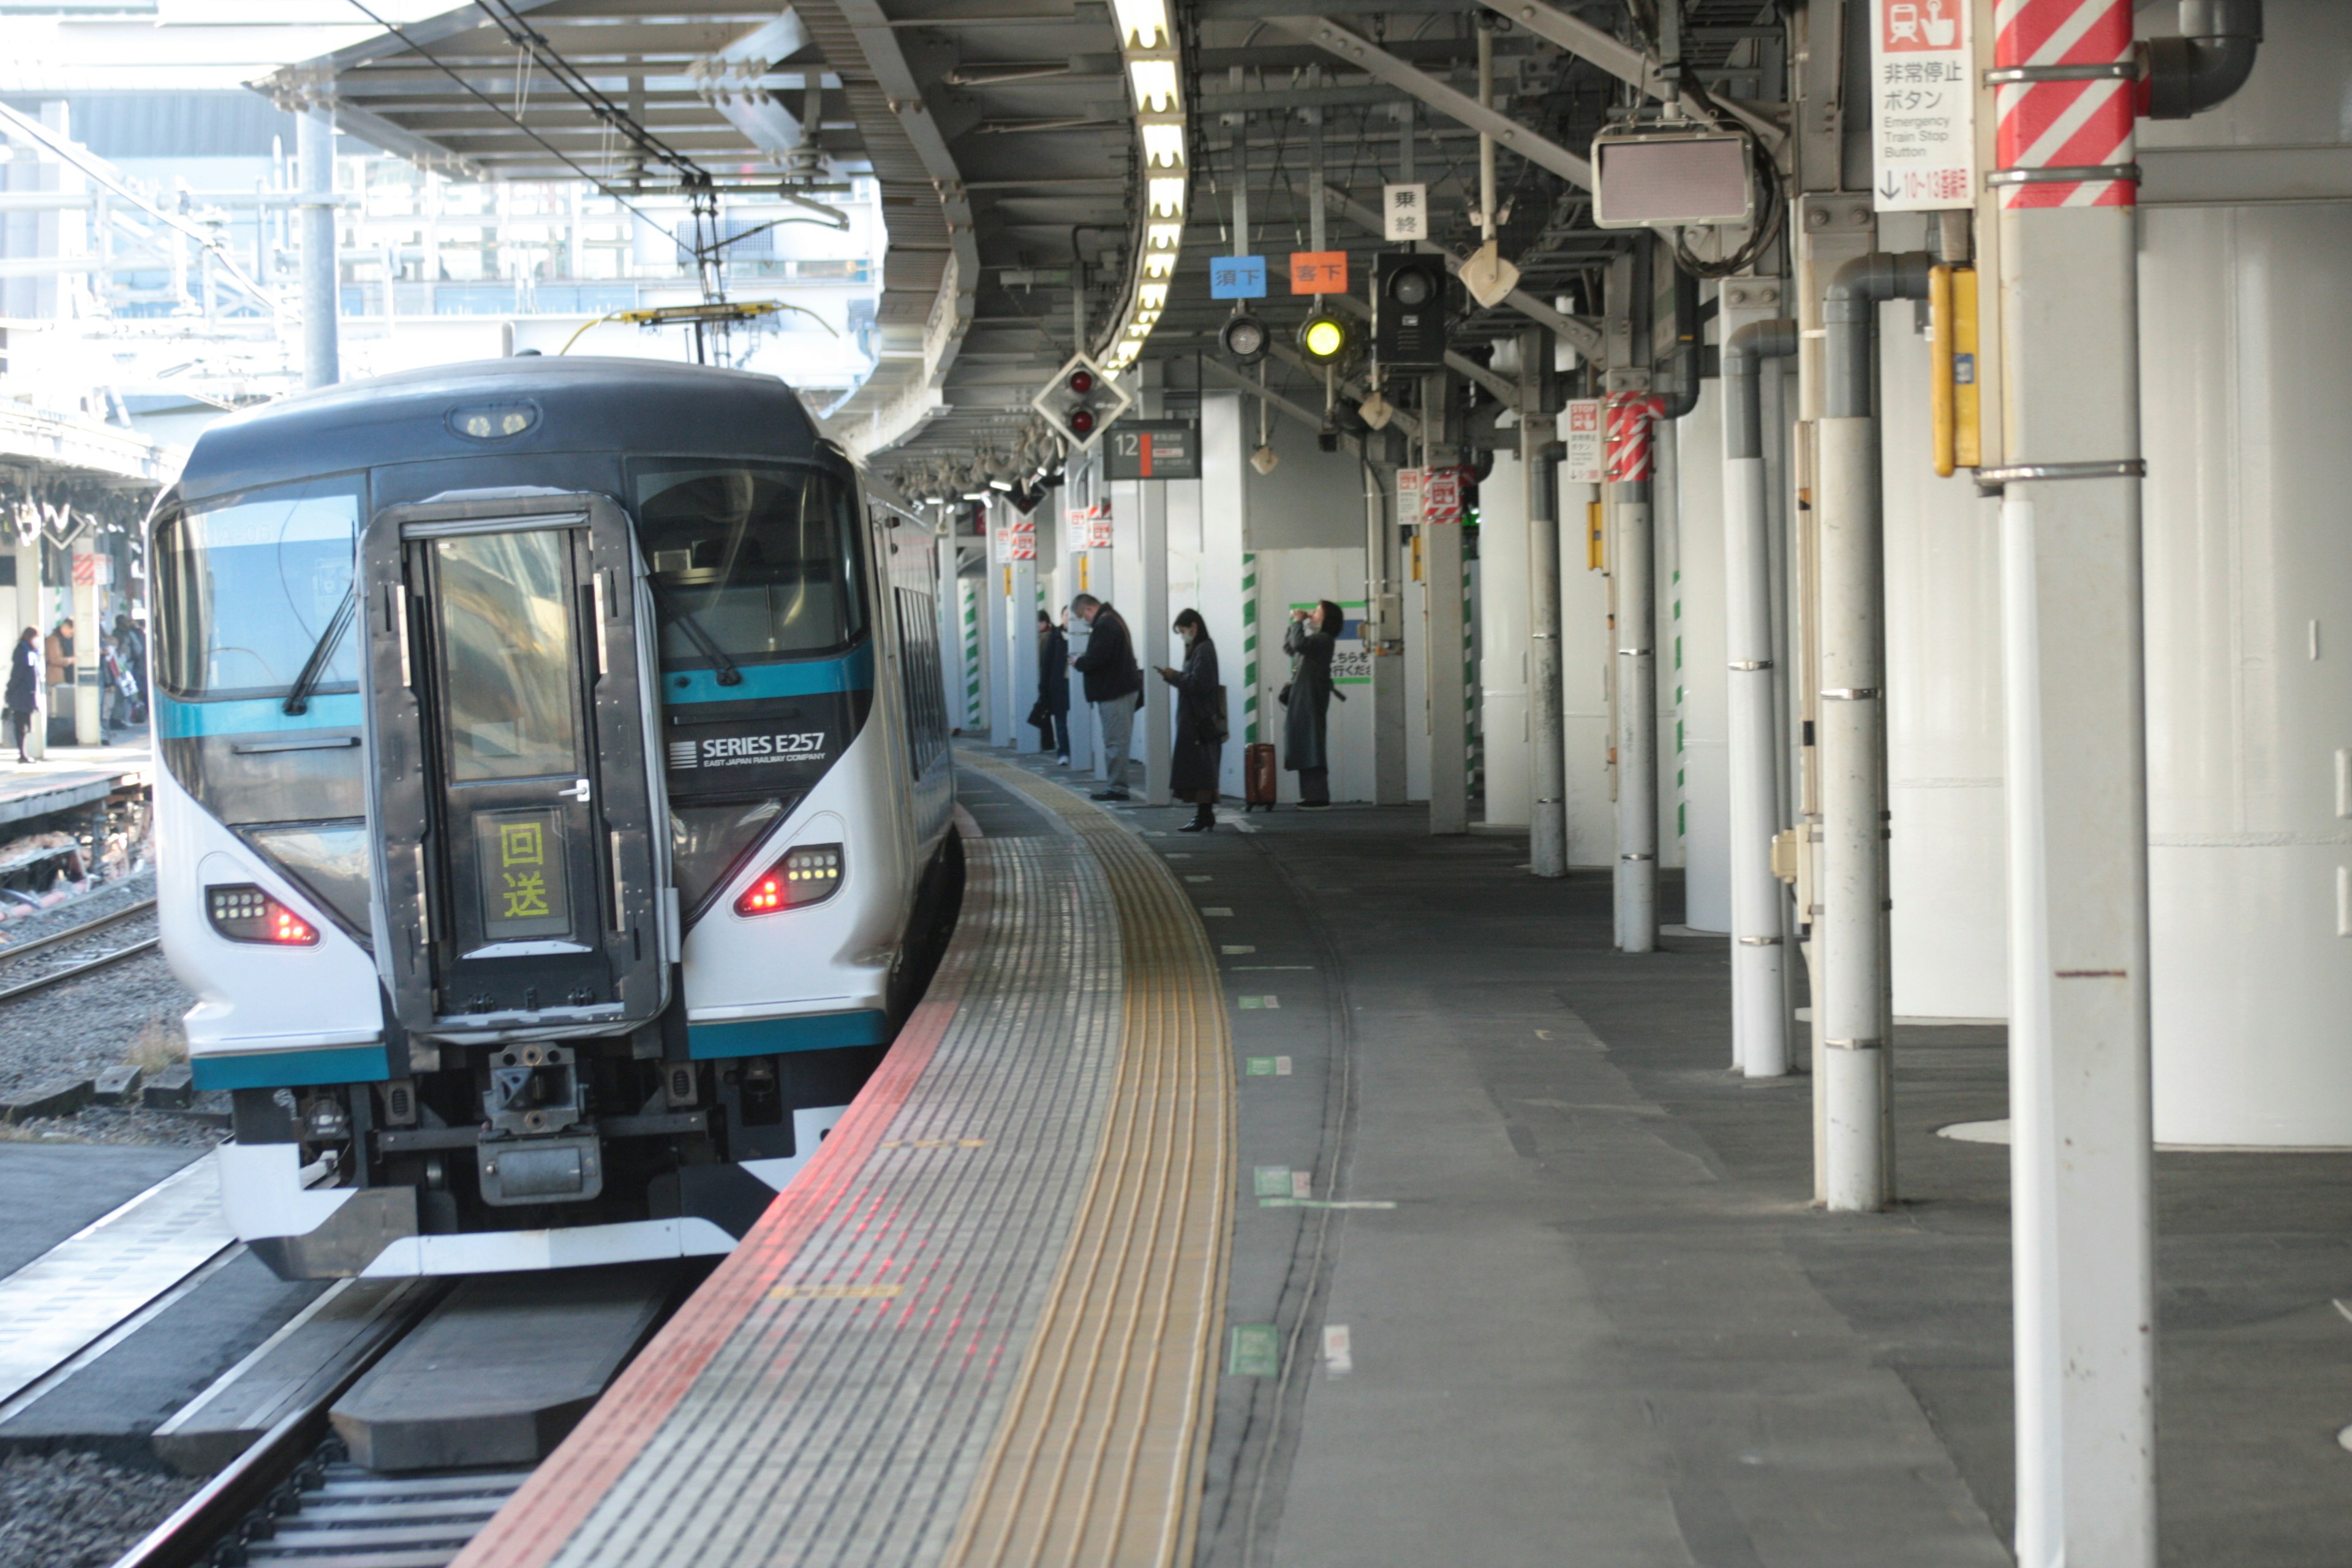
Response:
191,1041,393,1091
663,644,875,705
157,693,364,739
688,1009,891,1058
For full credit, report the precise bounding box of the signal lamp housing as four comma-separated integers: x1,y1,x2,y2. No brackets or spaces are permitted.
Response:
1373,252,1450,370
207,883,320,946
1030,352,1132,448
1297,312,1352,364
736,843,845,916
1220,313,1269,366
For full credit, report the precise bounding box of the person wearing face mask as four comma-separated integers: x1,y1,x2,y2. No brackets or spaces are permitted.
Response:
1155,608,1225,832
1281,599,1343,808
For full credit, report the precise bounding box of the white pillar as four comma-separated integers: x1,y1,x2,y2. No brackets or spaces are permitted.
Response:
297,105,338,390
984,505,1012,748
1141,467,1171,806
1613,477,1657,951
1424,373,1468,834
1816,412,1890,1208
1997,115,2157,1568
1007,537,1039,755
1525,333,1566,875
1200,392,1250,798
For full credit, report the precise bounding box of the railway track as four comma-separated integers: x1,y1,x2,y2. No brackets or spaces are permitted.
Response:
0,896,160,1002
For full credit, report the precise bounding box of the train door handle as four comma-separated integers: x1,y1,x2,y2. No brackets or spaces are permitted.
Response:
561,778,592,802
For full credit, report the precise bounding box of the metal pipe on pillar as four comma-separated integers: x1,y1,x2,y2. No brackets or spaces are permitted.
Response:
1816,250,1930,1212
296,104,338,390
1525,328,1566,877
1607,392,1659,951
1723,318,1798,1077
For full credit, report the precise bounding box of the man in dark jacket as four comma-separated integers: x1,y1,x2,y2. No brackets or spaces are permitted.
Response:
1035,611,1071,764
1069,594,1141,800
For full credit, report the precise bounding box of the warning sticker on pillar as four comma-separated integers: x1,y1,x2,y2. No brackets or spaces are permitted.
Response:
1604,394,1665,483
1560,400,1605,484
1003,517,1036,562
1869,0,1975,210
1991,0,2136,208
1422,466,1466,524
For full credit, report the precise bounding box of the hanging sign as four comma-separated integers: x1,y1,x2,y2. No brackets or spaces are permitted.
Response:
1104,421,1200,480
1383,184,1429,241
1288,251,1348,295
1870,0,1976,210
1422,466,1466,524
1210,255,1267,299
1559,399,1605,484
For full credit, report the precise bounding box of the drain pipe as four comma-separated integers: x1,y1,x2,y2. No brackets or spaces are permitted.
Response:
2143,0,2262,119
1723,319,1798,1078
1818,251,1932,1212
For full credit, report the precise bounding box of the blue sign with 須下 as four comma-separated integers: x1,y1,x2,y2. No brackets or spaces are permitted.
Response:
1210,255,1267,300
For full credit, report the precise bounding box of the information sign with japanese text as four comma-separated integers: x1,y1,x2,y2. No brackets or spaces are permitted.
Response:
1289,251,1348,295
1560,400,1605,484
1870,0,1975,210
1104,421,1200,480
1422,466,1466,524
1384,184,1429,241
1210,255,1267,299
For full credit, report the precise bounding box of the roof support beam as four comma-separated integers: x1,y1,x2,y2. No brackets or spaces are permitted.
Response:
1266,341,1422,440
1467,0,1784,149
1322,184,1604,361
1263,16,1591,190
1321,292,1521,409
1199,358,1340,441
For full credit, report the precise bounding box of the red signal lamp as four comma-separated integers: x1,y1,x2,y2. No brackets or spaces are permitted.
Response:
1069,369,1095,395
734,843,846,916
1069,408,1096,436
207,883,321,946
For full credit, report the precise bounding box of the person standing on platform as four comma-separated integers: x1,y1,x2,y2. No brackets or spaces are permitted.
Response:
43,618,72,749
1158,608,1224,832
1282,599,1344,809
1069,593,1140,801
1034,610,1071,764
113,612,146,717
6,628,37,764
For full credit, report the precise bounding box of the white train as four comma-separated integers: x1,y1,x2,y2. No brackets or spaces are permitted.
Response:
149,357,956,1277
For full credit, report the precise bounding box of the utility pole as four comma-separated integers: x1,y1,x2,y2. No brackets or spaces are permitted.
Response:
297,104,338,390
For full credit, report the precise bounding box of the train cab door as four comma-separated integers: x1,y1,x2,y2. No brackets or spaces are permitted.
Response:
362,491,671,1039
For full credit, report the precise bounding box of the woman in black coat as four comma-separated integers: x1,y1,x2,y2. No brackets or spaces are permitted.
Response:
1157,608,1223,832
5,628,37,764
1282,599,1343,807
1034,611,1071,763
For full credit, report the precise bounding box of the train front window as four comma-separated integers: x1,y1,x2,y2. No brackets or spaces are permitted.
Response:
154,477,362,700
631,462,865,668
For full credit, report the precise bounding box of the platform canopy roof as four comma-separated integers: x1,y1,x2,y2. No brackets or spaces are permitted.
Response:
263,0,1785,494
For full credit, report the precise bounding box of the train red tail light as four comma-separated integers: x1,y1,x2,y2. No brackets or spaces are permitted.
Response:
734,843,845,916
207,884,320,946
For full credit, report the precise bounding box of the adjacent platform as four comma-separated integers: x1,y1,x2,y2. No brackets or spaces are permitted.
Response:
0,745,151,829
454,753,1231,1568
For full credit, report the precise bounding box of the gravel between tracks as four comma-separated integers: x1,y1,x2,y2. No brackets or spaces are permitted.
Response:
0,1450,200,1567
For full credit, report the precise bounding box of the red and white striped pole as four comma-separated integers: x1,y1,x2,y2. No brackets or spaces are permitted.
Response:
1607,393,1665,951
1986,2,2155,1564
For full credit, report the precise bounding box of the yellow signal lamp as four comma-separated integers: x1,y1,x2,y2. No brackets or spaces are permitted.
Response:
1298,311,1351,364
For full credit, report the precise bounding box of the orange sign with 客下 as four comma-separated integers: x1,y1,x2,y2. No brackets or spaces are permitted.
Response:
1288,251,1347,295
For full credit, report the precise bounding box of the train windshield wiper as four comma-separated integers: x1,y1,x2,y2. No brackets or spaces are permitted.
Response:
652,585,742,686
282,591,358,716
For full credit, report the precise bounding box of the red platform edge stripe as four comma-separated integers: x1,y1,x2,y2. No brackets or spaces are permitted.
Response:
451,815,990,1568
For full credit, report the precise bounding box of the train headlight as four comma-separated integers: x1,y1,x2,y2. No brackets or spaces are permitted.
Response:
734,843,845,916
206,884,320,946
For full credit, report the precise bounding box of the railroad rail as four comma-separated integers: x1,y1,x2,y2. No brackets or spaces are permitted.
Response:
0,896,159,1002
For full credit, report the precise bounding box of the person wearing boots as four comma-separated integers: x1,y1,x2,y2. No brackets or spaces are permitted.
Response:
1157,608,1224,832
1282,599,1343,807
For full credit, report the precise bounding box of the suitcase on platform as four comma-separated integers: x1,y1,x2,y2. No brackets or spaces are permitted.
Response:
1243,742,1278,810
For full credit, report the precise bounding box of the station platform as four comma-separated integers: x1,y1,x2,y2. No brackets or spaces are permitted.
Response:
0,744,151,828
454,747,2352,1568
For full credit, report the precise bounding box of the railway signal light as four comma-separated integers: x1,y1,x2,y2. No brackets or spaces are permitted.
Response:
1374,251,1450,370
1220,312,1269,366
1297,310,1352,365
1030,352,1131,448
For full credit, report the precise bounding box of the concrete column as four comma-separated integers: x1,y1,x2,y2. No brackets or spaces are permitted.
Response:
1200,392,1250,798
984,505,1012,748
1007,535,1039,755
1422,372,1467,834
1141,462,1171,807
1613,473,1657,951
297,105,338,390
2000,199,2157,1568
1525,330,1566,876
1368,462,1408,806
